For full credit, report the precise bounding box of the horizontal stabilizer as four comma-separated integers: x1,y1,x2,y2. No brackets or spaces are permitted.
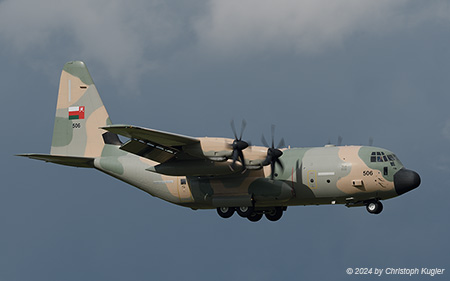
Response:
16,154,94,168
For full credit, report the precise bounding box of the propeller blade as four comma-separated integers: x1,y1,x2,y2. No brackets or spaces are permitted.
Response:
276,158,284,172
277,137,285,149
239,120,246,140
231,149,239,168
261,134,269,148
271,124,275,148
231,119,238,139
238,150,246,169
270,161,275,180
262,153,271,166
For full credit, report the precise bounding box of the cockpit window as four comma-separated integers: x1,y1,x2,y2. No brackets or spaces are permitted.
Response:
370,152,397,163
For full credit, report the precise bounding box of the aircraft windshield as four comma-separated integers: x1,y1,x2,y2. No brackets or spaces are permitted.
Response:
370,152,402,166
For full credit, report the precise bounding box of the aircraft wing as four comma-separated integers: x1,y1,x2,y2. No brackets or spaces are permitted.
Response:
101,125,203,163
102,125,199,146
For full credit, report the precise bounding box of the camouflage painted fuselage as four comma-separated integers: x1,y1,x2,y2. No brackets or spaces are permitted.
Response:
95,142,405,210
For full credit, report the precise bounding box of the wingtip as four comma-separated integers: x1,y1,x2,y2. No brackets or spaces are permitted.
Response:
15,153,31,157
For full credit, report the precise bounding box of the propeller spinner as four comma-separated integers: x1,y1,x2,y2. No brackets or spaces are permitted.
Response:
261,125,285,180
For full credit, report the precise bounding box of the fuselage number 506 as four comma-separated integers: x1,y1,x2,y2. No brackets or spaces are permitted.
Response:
363,170,374,176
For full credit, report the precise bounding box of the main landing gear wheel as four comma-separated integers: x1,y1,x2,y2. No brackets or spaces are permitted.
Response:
236,206,254,217
366,201,383,214
217,207,235,218
247,212,263,222
265,207,283,221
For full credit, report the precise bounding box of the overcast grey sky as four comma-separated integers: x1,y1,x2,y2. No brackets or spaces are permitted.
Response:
1,1,450,280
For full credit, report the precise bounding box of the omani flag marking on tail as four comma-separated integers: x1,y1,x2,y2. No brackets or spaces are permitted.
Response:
68,106,85,120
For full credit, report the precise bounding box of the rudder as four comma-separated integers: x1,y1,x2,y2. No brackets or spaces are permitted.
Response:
51,61,111,157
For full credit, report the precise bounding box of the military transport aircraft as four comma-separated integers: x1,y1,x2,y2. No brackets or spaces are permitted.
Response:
18,61,421,222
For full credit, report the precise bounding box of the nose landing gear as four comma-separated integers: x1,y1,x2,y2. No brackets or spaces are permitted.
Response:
365,200,383,214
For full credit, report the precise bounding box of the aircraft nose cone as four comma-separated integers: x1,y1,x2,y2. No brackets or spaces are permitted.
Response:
394,168,421,195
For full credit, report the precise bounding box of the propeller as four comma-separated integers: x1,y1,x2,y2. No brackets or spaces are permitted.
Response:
229,120,250,170
261,125,285,180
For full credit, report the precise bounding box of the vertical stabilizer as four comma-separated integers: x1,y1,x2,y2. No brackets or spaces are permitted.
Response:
51,61,111,157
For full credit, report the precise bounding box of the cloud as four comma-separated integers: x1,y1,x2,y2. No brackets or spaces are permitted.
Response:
0,0,192,91
194,0,449,56
0,0,449,90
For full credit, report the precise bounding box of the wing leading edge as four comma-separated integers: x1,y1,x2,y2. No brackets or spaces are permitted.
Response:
102,125,199,146
101,125,204,163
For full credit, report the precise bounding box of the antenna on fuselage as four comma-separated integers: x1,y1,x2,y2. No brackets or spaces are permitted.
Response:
327,136,343,146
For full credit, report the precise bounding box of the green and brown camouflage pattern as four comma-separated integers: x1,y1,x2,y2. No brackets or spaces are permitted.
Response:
19,61,421,217
95,143,403,209
51,61,111,157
